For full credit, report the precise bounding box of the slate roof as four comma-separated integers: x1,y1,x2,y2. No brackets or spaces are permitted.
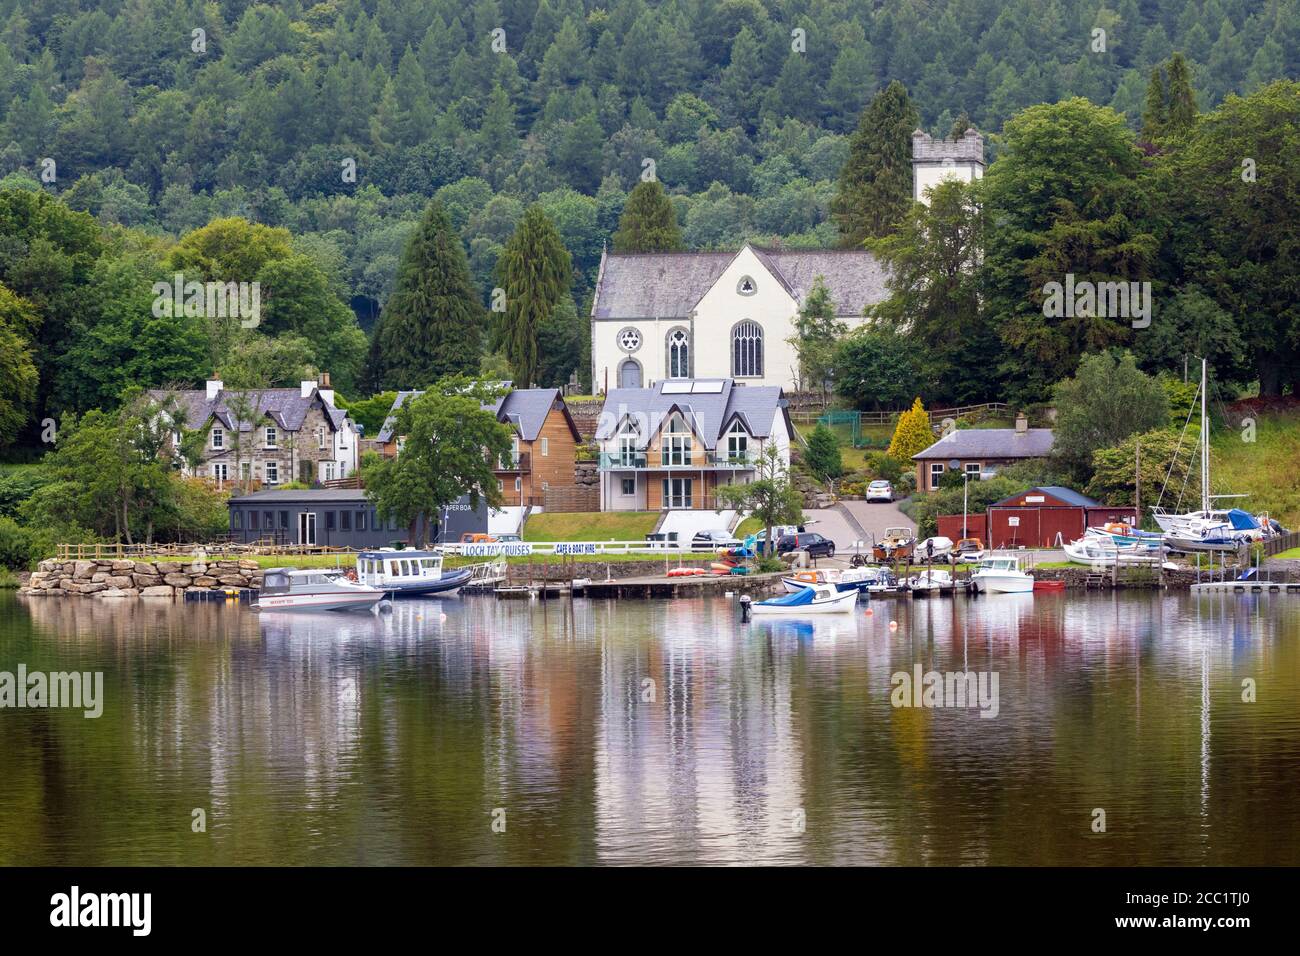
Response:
911,428,1055,461
595,379,790,450
376,388,576,444
228,488,370,502
990,486,1100,508
590,244,889,319
148,387,348,433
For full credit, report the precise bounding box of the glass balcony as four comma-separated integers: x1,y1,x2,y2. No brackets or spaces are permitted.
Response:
597,451,757,469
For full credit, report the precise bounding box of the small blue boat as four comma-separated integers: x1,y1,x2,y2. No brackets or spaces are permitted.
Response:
356,550,473,597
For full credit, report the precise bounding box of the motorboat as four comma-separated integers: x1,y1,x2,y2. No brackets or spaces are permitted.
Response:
752,583,859,615
970,556,1034,593
1063,537,1163,566
1163,509,1261,553
914,536,953,561
781,566,877,598
1086,523,1164,549
356,549,472,597
254,567,387,612
950,538,986,562
873,527,916,561
904,568,954,592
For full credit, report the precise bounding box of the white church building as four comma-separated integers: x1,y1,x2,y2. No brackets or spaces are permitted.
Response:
590,128,984,393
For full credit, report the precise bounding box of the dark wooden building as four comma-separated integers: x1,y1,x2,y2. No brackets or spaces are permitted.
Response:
227,489,487,548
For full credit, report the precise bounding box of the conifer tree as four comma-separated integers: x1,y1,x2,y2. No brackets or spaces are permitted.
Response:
887,397,934,462
1164,53,1198,134
1140,65,1167,141
611,180,684,252
832,80,920,246
368,200,484,389
497,205,572,388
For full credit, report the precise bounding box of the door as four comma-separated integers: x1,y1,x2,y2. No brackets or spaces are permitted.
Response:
618,359,642,388
662,477,693,509
298,511,316,546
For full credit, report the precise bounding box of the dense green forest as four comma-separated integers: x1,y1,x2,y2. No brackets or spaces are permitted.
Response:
0,0,1296,451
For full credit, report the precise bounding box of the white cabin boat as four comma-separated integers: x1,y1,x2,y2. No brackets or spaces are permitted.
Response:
970,556,1034,593
254,568,387,612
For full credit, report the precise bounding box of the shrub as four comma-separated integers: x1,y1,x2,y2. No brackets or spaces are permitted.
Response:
0,516,33,570
866,452,903,482
805,424,844,481
887,397,934,461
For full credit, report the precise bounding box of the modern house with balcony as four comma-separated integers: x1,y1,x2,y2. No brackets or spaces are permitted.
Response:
594,379,794,511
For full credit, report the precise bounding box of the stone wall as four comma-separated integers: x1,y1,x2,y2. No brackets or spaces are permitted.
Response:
20,556,264,599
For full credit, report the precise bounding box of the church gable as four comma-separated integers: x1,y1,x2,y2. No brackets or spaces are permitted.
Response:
690,245,798,320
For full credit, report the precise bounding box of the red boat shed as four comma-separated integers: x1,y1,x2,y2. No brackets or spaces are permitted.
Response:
986,486,1139,549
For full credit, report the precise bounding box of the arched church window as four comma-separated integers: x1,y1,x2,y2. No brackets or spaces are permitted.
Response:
732,321,763,378
666,327,690,379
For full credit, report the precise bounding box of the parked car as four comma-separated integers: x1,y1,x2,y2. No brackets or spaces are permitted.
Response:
752,524,805,555
692,529,741,550
776,532,836,558
460,533,496,544
866,480,894,503
495,533,522,543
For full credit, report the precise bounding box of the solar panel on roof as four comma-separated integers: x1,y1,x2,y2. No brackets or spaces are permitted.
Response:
661,382,692,393
692,381,724,393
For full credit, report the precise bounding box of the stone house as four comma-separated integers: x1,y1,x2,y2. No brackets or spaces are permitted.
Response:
911,415,1055,492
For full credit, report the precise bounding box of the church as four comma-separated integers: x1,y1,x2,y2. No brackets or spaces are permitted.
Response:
589,127,984,393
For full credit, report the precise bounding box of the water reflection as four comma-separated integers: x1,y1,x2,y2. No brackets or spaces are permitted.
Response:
2,590,1299,865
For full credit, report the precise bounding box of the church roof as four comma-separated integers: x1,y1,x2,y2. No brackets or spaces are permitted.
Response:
590,244,889,319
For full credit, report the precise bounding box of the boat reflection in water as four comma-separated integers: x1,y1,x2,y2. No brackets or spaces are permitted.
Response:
4,589,1300,867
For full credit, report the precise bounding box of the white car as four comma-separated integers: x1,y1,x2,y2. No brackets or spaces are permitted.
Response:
866,480,894,503
692,529,741,550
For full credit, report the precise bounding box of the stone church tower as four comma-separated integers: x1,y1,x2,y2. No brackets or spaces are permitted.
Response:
912,127,985,203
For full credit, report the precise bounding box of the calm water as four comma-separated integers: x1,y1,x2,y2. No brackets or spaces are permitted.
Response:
0,589,1297,866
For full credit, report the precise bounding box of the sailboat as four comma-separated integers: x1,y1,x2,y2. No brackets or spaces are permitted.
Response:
1155,359,1254,552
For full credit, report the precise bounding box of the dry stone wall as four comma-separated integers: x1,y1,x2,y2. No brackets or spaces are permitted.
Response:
20,557,264,598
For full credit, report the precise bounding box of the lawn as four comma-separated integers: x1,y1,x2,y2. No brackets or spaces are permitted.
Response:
1210,409,1300,528
1270,547,1300,560
523,510,659,542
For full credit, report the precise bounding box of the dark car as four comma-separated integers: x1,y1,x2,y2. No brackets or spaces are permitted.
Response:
776,532,835,558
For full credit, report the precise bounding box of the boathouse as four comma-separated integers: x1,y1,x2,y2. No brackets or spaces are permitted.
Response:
226,489,487,548
985,487,1138,549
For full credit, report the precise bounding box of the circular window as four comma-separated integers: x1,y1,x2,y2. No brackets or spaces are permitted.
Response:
617,327,642,353
736,276,757,296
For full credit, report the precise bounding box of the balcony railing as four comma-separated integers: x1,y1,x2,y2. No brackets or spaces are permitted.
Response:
496,451,532,472
597,451,758,469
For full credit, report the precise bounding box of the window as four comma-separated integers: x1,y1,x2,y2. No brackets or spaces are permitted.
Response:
279,511,289,530
326,511,336,531
541,481,549,491
510,436,520,467
666,327,690,379
233,510,242,530
965,462,981,478
737,275,757,296
248,510,259,531
930,463,945,488
264,426,277,448
661,414,692,466
211,426,224,449
621,478,636,496
514,477,522,492
540,437,549,457
341,511,351,531
240,462,251,481
497,480,504,492
265,460,279,484
263,511,274,529
617,422,639,466
726,421,748,462
324,461,336,481
357,511,367,531
317,426,326,449
732,321,763,377
212,462,229,483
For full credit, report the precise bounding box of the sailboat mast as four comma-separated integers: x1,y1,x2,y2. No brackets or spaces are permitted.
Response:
1201,357,1210,514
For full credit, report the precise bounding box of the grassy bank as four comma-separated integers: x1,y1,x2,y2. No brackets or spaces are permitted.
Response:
0,569,20,588
523,511,658,542
1210,410,1300,527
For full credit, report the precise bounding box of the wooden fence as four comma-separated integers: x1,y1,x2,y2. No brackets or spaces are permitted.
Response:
1263,530,1300,557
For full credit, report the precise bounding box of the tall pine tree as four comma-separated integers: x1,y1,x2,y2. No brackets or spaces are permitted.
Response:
1164,52,1198,135
496,205,572,388
832,80,920,246
367,200,484,389
612,180,683,252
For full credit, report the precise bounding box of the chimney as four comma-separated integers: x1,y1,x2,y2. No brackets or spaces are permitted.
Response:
206,377,223,401
1015,413,1028,434
300,379,316,398
317,372,335,407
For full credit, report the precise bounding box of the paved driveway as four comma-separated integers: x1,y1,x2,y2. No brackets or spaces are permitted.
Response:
799,508,860,552
840,500,915,546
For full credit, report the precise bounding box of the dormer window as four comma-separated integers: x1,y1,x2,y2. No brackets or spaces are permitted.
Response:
726,421,749,462
211,426,223,450
737,275,757,296
264,425,278,448
662,414,692,466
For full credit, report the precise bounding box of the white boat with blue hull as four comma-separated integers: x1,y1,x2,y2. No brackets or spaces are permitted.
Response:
356,549,472,597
